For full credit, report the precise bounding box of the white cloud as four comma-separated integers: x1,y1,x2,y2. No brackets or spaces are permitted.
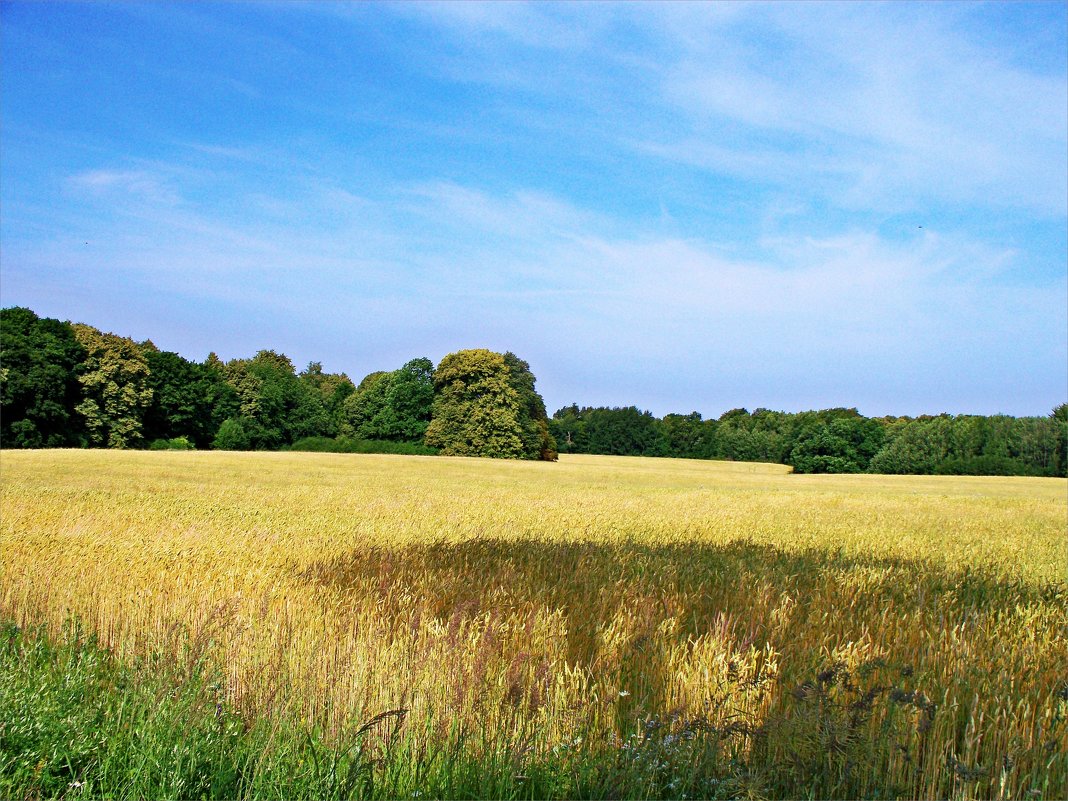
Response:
66,169,181,205
337,2,1067,218
398,1,594,50
49,169,1059,329
403,182,605,244
644,3,1068,216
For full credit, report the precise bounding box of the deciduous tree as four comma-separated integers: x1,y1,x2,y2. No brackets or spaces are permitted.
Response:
384,358,435,442
503,352,557,460
220,350,327,449
71,324,153,448
424,349,528,458
299,362,355,437
0,307,86,447
141,346,238,448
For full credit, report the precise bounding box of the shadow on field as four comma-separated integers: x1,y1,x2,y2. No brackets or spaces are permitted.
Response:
294,539,1068,800
298,538,1059,671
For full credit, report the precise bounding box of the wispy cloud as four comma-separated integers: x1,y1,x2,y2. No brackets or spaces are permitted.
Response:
177,141,266,163
646,3,1068,215
375,2,1067,217
395,2,597,50
66,169,181,205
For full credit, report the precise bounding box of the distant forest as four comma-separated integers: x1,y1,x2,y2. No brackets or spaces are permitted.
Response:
2,307,1065,476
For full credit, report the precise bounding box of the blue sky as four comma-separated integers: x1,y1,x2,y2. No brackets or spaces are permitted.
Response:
2,1,1065,418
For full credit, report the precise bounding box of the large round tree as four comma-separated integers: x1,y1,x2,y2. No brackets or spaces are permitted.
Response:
425,349,556,460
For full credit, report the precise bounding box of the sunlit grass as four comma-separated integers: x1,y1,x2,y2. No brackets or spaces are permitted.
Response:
2,450,1065,798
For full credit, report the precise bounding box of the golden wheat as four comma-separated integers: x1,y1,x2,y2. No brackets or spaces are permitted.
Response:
1,449,1064,798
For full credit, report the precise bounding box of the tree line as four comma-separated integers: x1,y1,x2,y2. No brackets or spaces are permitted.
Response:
0,307,555,460
1,306,1064,475
549,404,1067,476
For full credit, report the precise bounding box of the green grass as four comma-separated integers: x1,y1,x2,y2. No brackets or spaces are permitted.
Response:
0,620,385,800
9,617,1061,800
0,619,732,800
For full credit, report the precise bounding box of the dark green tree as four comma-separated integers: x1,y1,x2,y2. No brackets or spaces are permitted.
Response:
549,404,587,454
343,359,434,442
0,307,86,447
383,357,435,442
503,352,557,460
201,354,242,446
1053,403,1068,478
661,412,705,458
582,407,667,457
782,409,882,473
552,406,677,458
141,346,238,448
787,410,885,473
718,408,751,424
341,371,392,439
220,350,327,449
713,408,784,463
868,416,953,474
299,362,355,437
1009,416,1061,475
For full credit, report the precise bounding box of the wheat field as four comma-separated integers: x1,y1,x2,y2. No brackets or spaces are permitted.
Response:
1,449,1065,799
